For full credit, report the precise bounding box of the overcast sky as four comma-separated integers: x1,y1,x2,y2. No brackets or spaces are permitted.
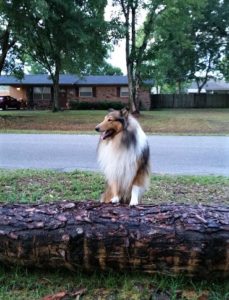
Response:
105,1,148,75
105,1,127,74
107,40,127,74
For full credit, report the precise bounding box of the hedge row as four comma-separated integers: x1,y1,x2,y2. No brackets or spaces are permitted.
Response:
68,100,124,110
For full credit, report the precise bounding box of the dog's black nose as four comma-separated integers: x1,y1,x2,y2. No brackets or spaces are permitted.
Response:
95,126,100,132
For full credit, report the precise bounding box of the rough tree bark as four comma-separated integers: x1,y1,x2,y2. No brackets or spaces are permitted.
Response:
0,25,16,75
51,61,60,112
0,201,228,278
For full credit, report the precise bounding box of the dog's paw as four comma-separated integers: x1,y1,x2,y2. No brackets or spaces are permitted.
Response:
111,196,120,204
129,199,139,206
100,195,105,203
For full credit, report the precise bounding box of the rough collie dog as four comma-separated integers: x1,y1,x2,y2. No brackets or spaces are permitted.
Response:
95,108,150,206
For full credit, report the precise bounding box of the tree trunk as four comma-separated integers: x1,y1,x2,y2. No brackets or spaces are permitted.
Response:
196,77,208,94
134,74,141,113
0,201,228,278
127,64,137,113
52,80,60,112
52,63,60,112
0,26,16,75
177,81,182,94
196,79,202,94
122,1,139,115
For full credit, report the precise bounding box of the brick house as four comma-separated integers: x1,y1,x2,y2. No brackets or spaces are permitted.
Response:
0,74,151,110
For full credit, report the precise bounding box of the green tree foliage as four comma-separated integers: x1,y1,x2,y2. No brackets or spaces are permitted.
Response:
0,1,23,77
24,55,47,75
143,0,204,93
219,56,229,81
96,62,123,75
85,60,123,75
112,0,200,110
190,0,229,92
4,0,107,111
214,1,229,82
143,0,229,93
25,55,123,75
111,0,163,113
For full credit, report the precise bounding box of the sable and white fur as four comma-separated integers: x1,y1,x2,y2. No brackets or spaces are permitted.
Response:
95,108,150,206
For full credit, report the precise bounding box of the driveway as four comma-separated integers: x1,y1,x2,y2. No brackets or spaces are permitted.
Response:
0,134,229,175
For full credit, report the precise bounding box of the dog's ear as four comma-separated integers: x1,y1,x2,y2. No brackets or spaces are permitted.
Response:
116,117,126,127
120,107,129,118
108,108,115,113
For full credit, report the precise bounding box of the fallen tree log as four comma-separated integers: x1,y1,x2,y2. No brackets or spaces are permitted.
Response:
0,201,228,278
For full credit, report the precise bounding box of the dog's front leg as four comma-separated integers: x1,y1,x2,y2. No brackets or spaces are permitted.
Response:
100,184,112,203
129,185,144,206
110,182,120,204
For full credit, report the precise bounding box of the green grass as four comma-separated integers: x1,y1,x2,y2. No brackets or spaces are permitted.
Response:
1,169,228,205
0,108,229,135
0,169,229,299
0,267,228,300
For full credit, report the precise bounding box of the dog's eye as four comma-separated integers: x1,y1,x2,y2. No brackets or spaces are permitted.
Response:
108,118,112,122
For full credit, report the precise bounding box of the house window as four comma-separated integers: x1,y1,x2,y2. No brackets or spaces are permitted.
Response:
0,85,10,92
120,87,129,97
79,87,92,97
33,87,51,101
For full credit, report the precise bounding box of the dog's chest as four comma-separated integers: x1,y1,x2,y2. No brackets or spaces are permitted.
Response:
98,139,138,182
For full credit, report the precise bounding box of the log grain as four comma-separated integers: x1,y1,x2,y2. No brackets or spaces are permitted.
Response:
0,201,228,278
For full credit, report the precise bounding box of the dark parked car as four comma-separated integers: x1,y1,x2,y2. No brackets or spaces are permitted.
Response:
0,96,21,110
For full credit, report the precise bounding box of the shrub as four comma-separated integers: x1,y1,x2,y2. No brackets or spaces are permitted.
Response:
68,100,124,110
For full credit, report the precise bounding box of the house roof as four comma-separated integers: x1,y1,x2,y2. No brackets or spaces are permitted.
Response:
189,80,229,91
0,74,130,86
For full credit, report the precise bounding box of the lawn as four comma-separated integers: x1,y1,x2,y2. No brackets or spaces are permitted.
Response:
0,108,229,135
0,169,229,300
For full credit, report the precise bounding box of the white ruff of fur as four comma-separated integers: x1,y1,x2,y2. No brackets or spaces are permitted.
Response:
97,116,148,195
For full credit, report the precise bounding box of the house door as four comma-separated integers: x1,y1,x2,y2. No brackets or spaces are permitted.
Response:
59,88,67,109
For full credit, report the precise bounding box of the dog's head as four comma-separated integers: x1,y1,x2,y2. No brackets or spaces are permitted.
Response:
95,107,129,140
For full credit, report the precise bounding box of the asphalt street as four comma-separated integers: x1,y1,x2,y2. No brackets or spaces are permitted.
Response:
1,134,229,175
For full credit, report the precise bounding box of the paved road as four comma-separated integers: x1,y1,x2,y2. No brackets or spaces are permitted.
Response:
1,134,229,175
